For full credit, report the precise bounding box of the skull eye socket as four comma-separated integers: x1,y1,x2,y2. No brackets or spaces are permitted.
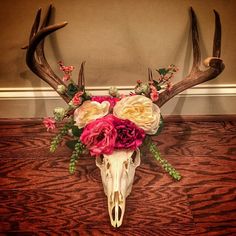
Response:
96,155,104,165
130,151,137,164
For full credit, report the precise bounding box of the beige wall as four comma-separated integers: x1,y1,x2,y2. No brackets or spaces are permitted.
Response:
0,0,235,117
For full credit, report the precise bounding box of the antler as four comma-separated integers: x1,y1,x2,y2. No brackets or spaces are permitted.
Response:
23,5,85,103
155,8,225,107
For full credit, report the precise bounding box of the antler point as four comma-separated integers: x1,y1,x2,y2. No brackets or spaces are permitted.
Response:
213,9,220,17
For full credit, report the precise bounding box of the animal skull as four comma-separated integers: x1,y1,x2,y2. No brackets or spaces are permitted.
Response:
96,149,140,227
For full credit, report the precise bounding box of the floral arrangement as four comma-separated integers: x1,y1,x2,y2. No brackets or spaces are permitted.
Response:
43,62,181,180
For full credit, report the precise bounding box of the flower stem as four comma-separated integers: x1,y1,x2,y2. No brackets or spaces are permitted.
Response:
148,141,181,181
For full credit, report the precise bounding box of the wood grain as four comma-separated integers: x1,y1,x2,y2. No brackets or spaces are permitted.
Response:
0,119,236,235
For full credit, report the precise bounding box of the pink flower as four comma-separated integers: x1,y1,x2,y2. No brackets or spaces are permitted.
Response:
113,116,145,150
91,96,120,108
137,80,142,84
80,115,117,156
72,91,83,106
43,117,56,131
62,74,71,82
167,82,173,92
150,85,159,102
58,61,75,82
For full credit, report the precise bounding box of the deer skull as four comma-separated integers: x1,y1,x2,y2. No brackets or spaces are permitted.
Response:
25,4,224,229
96,149,140,227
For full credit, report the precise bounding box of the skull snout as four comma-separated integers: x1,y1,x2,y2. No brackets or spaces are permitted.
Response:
109,191,124,227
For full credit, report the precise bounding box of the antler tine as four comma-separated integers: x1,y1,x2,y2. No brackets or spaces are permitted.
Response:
148,68,153,81
190,7,201,72
213,10,221,58
25,5,70,103
29,8,42,41
40,4,52,29
22,8,42,49
26,23,68,75
78,61,86,89
34,5,69,91
155,8,224,108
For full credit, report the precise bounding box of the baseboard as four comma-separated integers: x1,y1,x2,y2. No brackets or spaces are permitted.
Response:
0,84,236,99
0,84,236,117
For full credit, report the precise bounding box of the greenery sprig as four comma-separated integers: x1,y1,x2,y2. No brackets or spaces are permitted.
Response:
50,122,73,152
69,141,85,174
148,140,181,181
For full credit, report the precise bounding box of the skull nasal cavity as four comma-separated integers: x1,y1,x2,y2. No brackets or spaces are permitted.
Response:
112,206,122,221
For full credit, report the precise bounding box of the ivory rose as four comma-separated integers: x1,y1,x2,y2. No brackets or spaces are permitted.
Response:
74,100,110,128
113,95,161,135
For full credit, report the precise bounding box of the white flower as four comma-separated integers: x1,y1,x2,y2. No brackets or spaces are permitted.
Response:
134,83,150,95
74,101,110,128
53,107,65,121
113,95,161,135
57,85,66,94
109,86,119,97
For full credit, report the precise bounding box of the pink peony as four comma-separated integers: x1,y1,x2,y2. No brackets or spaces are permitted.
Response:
80,115,117,156
91,96,120,108
150,85,159,102
113,116,145,150
43,117,56,131
72,91,83,106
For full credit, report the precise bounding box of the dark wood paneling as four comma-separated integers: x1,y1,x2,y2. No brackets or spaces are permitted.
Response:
0,119,236,235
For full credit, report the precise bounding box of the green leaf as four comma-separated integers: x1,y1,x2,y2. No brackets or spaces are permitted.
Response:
154,115,164,136
157,68,168,76
67,83,78,98
71,126,83,137
66,140,79,150
152,80,162,91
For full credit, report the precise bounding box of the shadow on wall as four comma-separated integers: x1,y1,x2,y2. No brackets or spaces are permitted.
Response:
170,8,215,115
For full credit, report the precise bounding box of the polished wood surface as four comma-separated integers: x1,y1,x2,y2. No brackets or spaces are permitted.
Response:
0,119,236,235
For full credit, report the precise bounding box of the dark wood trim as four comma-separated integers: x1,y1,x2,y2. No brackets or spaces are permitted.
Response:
0,118,43,124
164,115,236,122
0,115,236,125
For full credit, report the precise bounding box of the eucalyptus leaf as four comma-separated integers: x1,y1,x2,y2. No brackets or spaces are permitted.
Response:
71,126,83,137
66,140,79,150
157,68,168,76
152,80,162,91
67,83,78,98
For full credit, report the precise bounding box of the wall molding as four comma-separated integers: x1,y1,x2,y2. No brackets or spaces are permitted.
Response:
0,84,236,100
1,84,236,117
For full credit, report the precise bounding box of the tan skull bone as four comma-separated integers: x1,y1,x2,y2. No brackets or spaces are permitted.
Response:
96,148,140,227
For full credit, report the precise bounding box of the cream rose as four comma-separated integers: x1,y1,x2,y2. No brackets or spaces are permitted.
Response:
113,95,160,135
74,100,110,128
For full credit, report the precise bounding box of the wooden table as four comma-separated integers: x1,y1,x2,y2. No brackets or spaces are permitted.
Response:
0,118,236,235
